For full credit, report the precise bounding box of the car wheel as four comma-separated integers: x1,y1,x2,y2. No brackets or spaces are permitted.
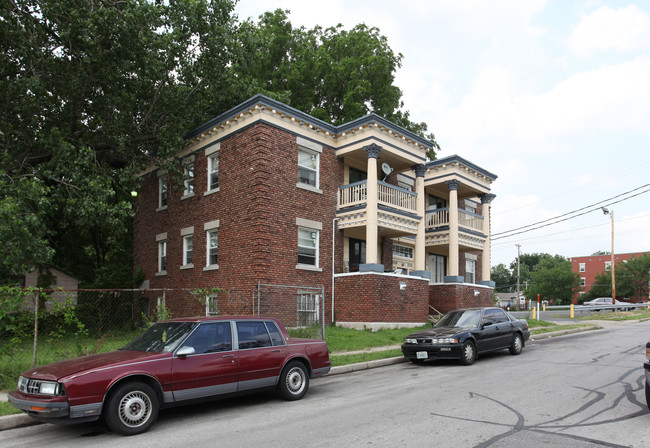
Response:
459,341,476,365
105,381,159,436
646,380,650,411
278,360,309,401
509,333,523,355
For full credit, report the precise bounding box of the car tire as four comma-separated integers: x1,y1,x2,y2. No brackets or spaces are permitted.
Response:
278,360,309,401
459,340,476,365
646,380,650,411
509,333,523,355
105,381,159,436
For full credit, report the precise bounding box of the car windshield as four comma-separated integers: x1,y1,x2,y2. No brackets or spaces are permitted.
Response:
435,310,481,329
121,322,197,353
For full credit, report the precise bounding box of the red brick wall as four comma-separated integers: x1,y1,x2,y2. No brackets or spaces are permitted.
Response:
134,122,344,324
429,284,493,314
334,274,429,323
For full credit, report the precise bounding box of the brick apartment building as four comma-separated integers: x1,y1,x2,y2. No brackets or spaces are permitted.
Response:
570,251,649,302
133,94,498,329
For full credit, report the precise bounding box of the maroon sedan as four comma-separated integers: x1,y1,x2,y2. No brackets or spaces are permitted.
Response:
8,316,330,435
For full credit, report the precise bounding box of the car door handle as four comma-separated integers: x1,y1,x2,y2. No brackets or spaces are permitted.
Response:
271,349,282,353
222,354,234,359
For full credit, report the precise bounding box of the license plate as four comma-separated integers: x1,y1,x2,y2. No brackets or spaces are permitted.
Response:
416,351,428,359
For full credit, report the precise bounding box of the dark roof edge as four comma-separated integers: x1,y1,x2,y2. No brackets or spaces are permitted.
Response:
184,94,435,149
427,154,498,181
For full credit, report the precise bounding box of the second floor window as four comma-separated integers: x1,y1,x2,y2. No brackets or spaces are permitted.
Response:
298,227,318,266
579,263,585,272
184,163,194,196
605,261,612,270
298,148,319,188
207,229,218,266
208,153,219,191
159,175,168,208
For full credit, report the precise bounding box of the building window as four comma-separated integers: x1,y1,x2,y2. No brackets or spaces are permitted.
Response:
207,229,218,266
298,147,319,188
579,263,585,272
208,153,219,191
183,235,193,266
158,174,168,209
393,244,413,259
465,200,477,214
298,227,319,267
297,293,319,326
183,162,194,196
580,277,586,287
206,294,218,316
465,259,475,284
428,195,447,210
158,240,167,273
605,261,611,270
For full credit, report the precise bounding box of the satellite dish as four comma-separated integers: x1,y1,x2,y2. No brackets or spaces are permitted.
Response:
381,162,393,181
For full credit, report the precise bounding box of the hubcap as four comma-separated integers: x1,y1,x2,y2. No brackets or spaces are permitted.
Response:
286,367,305,394
119,391,151,427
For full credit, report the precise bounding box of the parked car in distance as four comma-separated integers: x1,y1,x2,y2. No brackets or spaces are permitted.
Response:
645,340,650,411
8,316,330,436
401,307,530,366
582,297,632,311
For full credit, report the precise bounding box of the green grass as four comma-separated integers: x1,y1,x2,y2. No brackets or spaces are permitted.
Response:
0,401,18,416
577,309,650,321
330,349,404,366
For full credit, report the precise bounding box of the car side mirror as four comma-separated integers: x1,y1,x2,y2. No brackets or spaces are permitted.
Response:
176,346,196,357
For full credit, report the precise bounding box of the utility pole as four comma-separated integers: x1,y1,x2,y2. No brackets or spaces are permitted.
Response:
516,244,521,311
602,207,615,304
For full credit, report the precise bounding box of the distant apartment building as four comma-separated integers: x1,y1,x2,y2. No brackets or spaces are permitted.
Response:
570,251,649,301
133,94,498,328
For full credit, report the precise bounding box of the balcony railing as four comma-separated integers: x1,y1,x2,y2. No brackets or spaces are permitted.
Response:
425,208,484,233
338,181,417,214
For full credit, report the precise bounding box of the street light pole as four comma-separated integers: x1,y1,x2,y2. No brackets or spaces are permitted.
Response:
516,244,521,311
601,207,615,304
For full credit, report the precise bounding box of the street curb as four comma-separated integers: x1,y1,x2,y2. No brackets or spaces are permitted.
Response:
530,325,602,340
0,412,39,431
329,355,407,375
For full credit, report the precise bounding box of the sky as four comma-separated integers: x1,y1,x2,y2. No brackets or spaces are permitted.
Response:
234,0,650,268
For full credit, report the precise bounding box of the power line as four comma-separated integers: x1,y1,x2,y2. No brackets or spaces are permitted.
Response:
492,184,650,241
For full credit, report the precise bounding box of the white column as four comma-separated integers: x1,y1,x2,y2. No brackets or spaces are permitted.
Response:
479,193,495,282
364,144,382,265
414,164,426,271
446,180,460,277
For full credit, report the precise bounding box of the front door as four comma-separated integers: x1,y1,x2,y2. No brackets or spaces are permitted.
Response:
349,238,366,272
170,321,238,401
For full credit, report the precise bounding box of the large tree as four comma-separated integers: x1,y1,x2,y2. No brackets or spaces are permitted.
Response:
2,1,436,286
1,0,241,285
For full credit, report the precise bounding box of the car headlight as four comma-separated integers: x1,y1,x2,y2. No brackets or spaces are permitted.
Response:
406,338,418,344
38,381,60,395
432,338,458,344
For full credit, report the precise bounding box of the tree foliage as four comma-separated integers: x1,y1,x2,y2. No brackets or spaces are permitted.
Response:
1,1,438,286
524,256,581,305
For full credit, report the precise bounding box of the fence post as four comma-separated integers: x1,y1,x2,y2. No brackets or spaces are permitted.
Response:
32,289,39,368
321,285,325,340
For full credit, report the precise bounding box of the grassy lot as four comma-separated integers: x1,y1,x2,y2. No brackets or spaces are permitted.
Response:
577,308,650,321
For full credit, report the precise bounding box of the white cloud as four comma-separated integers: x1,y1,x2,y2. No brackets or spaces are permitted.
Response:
567,5,650,57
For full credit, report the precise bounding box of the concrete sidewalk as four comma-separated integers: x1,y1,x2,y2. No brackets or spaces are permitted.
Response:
0,319,629,432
